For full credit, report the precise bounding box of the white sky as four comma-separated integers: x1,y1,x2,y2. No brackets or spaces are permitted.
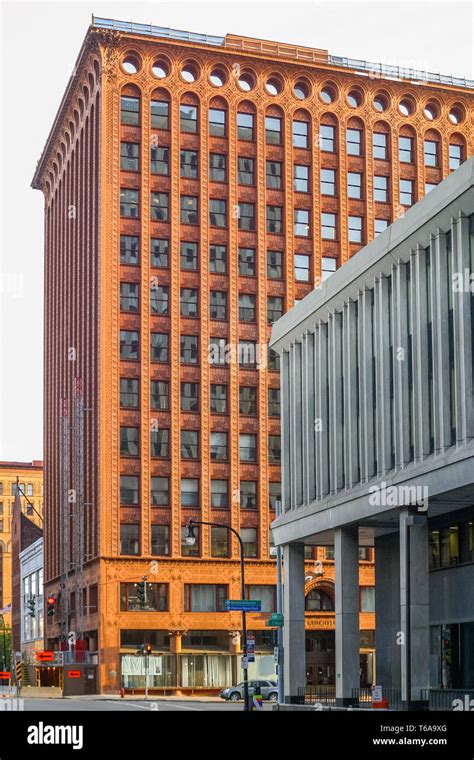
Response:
1,0,473,461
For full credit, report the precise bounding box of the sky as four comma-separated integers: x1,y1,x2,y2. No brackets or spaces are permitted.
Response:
1,0,473,461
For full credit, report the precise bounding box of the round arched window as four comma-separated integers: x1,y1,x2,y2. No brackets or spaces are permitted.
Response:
305,588,334,611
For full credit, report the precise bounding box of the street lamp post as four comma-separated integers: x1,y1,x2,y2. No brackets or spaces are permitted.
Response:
185,518,250,712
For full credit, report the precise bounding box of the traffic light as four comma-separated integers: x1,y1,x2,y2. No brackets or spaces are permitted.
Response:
27,596,36,618
136,580,147,609
47,596,56,617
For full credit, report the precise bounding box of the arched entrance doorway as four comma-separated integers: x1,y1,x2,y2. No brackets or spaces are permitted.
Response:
304,582,336,686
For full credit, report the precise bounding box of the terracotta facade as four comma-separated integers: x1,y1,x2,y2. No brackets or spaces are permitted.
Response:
32,19,473,692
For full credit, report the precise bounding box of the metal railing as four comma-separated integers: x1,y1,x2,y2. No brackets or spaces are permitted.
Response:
92,16,225,47
352,687,402,710
328,56,474,89
297,686,337,706
422,688,474,711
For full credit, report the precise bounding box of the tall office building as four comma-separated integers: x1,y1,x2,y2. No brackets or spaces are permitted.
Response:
32,16,473,692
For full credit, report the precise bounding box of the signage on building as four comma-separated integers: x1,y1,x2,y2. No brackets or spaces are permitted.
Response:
67,670,81,679
246,636,255,662
372,685,383,702
0,671,10,679
36,651,54,662
225,599,261,612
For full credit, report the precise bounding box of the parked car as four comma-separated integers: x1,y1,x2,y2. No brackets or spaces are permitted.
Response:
219,680,278,702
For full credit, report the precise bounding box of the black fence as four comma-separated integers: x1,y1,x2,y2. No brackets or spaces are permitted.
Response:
352,687,402,710
421,688,474,711
297,686,337,706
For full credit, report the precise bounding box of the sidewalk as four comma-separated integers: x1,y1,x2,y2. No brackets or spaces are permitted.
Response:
62,693,224,702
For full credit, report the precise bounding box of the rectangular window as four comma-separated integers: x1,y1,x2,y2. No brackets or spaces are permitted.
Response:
210,432,228,461
151,100,169,129
211,479,228,508
294,254,310,282
151,477,169,506
321,212,336,240
209,108,226,137
210,291,227,320
181,431,199,460
210,384,227,414
150,429,169,458
294,209,310,237
237,112,254,141
180,287,198,317
267,206,283,234
322,257,337,280
294,165,309,192
209,199,226,227
239,386,257,415
425,182,437,194
181,382,199,412
268,348,280,371
449,143,462,170
151,526,170,556
267,296,283,323
120,235,139,265
239,293,256,322
239,340,257,368
210,244,226,273
120,96,139,125
120,330,139,360
424,140,438,167
361,587,375,612
269,482,281,511
208,337,227,365
348,215,363,244
180,149,198,179
150,192,169,221
209,153,226,182
247,585,275,613
268,435,281,462
120,282,139,312
211,527,229,558
120,142,139,171
238,157,254,185
400,178,414,206
180,104,198,133
238,247,255,276
150,284,169,314
374,218,388,236
180,335,198,364
320,124,335,152
184,585,227,612
150,146,169,175
373,132,387,160
120,378,139,408
120,524,139,555
150,380,169,410
180,241,198,271
120,426,139,457
181,478,199,506
120,476,139,505
348,172,362,199
150,238,169,267
241,528,258,558
150,332,169,362
240,433,257,461
293,120,308,148
120,188,139,218
399,136,413,163
321,168,336,196
265,116,281,145
181,195,198,225
347,128,362,156
120,582,168,611
266,160,282,189
374,175,389,202
238,202,255,231
267,250,282,279
181,526,200,557
240,481,257,510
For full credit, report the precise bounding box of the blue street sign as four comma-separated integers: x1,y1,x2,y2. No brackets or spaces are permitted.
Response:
225,599,262,612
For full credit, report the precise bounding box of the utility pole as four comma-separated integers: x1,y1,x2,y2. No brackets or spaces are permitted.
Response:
275,501,284,704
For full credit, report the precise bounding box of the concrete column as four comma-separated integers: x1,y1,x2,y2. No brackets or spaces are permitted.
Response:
283,542,305,703
335,525,360,705
374,533,401,691
399,509,430,708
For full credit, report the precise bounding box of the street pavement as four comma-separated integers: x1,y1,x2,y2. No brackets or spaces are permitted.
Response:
19,696,267,711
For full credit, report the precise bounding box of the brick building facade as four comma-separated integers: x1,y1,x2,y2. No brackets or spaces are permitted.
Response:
32,17,473,693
